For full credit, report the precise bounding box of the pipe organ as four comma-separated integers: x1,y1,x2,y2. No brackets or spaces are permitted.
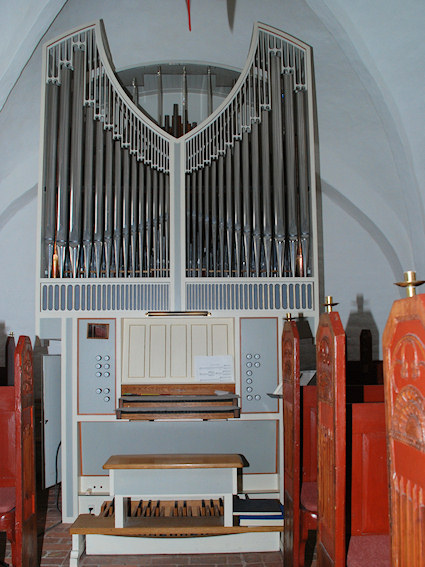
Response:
36,19,319,556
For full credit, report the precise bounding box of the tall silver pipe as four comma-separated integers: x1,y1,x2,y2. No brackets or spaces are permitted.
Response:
182,67,188,134
261,108,272,276
103,130,114,277
190,170,197,276
251,121,261,277
218,155,225,276
203,166,210,276
93,119,105,277
207,67,213,117
122,150,131,277
233,139,242,276
130,154,139,277
151,169,159,275
157,67,163,127
113,140,122,277
242,131,252,276
138,162,145,276
197,169,203,277
225,148,233,275
270,54,285,277
43,83,59,277
56,68,72,277
145,166,152,276
210,160,218,276
164,174,170,276
185,173,192,276
158,171,164,276
82,106,95,278
284,72,297,276
296,89,310,276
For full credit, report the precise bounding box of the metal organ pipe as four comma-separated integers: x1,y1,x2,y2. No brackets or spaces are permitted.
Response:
43,83,59,278
56,68,71,278
296,88,310,277
40,22,313,286
283,72,297,277
270,53,285,278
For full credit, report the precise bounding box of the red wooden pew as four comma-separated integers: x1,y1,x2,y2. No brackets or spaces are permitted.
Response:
316,309,390,567
0,336,37,567
282,319,317,567
383,292,425,566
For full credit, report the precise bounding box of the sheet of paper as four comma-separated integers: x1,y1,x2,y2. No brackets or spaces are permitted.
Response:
194,355,234,382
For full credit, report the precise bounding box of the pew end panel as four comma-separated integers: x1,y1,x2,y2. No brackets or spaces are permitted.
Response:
383,293,425,567
0,336,37,567
316,311,346,567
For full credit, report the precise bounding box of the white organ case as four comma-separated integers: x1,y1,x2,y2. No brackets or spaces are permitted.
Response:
35,18,320,559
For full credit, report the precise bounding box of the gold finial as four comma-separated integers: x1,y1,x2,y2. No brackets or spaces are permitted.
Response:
285,313,292,321
324,295,338,313
395,270,425,297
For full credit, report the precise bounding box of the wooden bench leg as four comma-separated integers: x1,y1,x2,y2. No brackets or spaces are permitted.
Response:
70,534,85,567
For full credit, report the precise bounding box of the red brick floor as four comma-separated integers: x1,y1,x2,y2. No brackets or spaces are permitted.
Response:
1,487,285,567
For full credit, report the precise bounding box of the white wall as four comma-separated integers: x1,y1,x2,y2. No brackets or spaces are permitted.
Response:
0,0,423,358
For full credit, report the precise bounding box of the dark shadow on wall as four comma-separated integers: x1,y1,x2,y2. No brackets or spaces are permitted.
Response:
345,294,379,361
321,181,403,284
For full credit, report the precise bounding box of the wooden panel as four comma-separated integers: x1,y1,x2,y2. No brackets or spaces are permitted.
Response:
302,385,317,484
282,319,301,567
211,324,229,355
122,318,234,384
191,324,208,358
70,512,282,536
350,402,389,536
103,453,244,469
170,324,187,377
149,325,167,378
0,387,15,486
383,294,425,567
316,312,346,567
363,384,384,402
0,337,37,567
128,325,146,379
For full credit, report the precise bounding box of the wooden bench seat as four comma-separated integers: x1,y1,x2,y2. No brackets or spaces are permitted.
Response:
103,453,244,529
0,336,37,567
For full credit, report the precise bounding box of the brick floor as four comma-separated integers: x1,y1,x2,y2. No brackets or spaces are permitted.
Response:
0,487,285,567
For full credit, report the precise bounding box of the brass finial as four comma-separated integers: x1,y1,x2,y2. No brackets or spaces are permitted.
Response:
395,270,425,297
324,295,338,313
285,313,292,321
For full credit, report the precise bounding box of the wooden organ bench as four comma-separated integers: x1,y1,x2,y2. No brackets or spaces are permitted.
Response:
103,453,243,528
0,336,37,567
69,452,282,566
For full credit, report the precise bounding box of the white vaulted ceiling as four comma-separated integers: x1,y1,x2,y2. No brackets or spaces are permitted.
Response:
0,0,424,354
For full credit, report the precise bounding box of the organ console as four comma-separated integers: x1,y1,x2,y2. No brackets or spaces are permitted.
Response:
35,19,320,558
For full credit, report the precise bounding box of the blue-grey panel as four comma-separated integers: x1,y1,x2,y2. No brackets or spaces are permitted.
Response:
78,319,116,415
80,420,277,475
240,318,279,413
65,318,74,515
39,317,61,339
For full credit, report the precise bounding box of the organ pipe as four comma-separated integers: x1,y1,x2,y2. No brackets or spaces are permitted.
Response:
40,21,314,282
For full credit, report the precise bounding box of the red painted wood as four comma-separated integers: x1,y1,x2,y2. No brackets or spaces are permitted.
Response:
383,294,425,567
282,320,317,567
350,402,389,536
0,336,37,567
301,385,317,485
362,384,384,402
316,311,346,567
